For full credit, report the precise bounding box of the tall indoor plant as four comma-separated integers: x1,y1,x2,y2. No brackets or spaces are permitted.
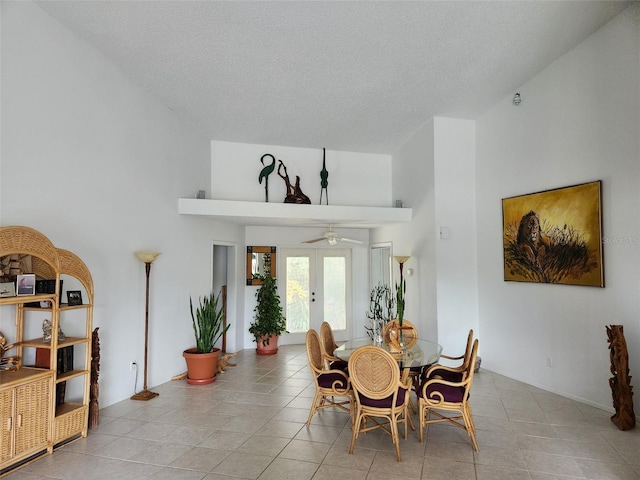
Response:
365,283,395,342
183,289,229,384
249,274,287,355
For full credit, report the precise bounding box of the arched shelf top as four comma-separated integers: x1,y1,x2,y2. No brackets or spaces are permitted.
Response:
0,226,61,273
57,248,94,300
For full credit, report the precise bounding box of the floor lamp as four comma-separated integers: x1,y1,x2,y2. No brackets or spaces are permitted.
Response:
131,251,161,401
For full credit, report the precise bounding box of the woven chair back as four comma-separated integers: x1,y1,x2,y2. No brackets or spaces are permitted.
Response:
459,330,475,372
461,339,479,396
348,346,400,399
320,322,338,356
306,329,324,373
382,319,418,348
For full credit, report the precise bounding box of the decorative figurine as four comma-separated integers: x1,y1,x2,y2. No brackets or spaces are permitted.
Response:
319,147,329,205
258,154,276,202
0,331,18,371
42,319,52,342
277,160,311,204
42,319,65,342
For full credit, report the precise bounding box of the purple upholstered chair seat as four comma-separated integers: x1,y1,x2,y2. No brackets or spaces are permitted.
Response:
317,372,349,390
329,359,349,371
424,367,464,383
419,383,465,403
358,387,408,408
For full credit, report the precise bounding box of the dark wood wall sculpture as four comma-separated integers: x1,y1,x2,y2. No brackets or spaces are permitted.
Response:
277,160,311,204
607,324,635,430
89,327,100,429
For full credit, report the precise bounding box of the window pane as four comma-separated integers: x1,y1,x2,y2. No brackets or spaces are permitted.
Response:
286,257,309,333
323,257,346,330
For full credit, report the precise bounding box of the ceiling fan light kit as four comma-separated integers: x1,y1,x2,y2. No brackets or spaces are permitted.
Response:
303,226,363,245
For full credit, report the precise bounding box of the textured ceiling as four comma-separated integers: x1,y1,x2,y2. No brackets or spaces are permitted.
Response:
37,1,631,155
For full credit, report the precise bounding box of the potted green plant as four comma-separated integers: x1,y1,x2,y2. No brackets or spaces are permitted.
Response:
249,274,287,355
182,289,230,384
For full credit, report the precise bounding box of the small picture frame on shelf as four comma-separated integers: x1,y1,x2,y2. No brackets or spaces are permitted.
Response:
67,290,83,306
16,274,36,296
0,282,16,297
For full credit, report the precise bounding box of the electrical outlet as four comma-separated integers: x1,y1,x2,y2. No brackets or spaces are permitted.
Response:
130,361,137,371
546,357,553,368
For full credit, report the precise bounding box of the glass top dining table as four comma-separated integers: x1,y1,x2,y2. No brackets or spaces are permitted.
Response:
334,337,443,370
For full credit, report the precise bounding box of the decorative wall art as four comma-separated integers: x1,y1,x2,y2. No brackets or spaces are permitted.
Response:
277,160,311,204
502,180,603,287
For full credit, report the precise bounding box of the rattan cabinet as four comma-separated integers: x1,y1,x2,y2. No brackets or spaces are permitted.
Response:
0,226,93,476
0,369,53,466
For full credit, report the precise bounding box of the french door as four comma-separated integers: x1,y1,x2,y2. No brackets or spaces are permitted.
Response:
278,248,352,345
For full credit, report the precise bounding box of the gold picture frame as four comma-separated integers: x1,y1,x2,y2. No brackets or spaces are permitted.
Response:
502,180,604,287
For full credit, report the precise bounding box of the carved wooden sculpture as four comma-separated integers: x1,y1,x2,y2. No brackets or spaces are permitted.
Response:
277,160,311,204
89,327,100,429
607,325,635,430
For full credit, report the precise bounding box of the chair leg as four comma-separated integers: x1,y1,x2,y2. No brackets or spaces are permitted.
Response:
306,391,322,426
463,405,479,451
349,410,363,454
406,405,415,431
418,402,424,442
390,415,401,461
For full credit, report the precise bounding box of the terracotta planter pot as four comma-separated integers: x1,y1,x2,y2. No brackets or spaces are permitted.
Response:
256,335,279,355
183,348,221,385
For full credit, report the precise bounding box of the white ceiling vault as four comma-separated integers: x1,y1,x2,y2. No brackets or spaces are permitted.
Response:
37,1,630,155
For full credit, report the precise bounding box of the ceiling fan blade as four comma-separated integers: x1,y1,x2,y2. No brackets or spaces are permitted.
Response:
303,237,327,244
339,237,363,244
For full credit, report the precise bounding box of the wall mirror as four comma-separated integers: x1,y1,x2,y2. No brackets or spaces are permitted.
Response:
370,242,392,291
246,246,277,285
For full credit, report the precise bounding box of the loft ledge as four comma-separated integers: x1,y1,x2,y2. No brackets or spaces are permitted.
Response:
178,198,411,227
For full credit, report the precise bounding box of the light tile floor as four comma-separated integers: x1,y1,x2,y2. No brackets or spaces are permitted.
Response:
5,345,640,480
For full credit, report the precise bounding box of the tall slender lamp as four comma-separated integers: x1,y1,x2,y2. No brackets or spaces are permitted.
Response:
131,251,161,401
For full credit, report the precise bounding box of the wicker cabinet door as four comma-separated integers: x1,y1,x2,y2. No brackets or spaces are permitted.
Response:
0,388,14,464
13,378,51,458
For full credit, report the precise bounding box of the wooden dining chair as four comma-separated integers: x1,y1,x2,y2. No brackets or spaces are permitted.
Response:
382,319,418,348
418,338,479,451
423,329,474,383
305,329,353,426
383,319,420,410
319,321,348,371
348,345,412,461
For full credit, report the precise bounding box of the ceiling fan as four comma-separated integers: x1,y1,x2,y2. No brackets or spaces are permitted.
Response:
303,226,363,246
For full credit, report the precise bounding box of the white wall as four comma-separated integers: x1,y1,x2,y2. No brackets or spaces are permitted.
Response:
434,118,479,356
476,4,640,409
372,117,479,360
0,2,244,407
211,140,392,207
373,119,438,339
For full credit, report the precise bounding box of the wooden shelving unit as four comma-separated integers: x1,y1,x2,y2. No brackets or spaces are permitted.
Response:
0,226,93,477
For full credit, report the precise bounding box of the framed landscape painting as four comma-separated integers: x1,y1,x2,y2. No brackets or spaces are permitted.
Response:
502,180,604,287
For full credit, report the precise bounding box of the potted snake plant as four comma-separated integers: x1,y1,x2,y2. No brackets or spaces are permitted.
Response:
183,289,229,384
